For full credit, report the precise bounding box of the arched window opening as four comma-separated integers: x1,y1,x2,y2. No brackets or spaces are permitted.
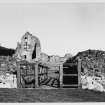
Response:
32,44,36,59
24,55,26,59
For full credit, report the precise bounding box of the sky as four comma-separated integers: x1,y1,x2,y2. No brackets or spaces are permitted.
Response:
0,1,105,56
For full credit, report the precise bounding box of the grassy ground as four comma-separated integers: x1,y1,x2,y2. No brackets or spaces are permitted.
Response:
0,88,105,102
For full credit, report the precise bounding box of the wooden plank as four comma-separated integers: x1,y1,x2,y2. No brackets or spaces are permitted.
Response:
38,73,48,75
63,67,69,68
62,84,78,86
59,64,63,88
35,62,39,88
63,74,78,76
63,63,77,67
34,64,35,88
17,62,21,88
78,58,81,88
62,84,78,87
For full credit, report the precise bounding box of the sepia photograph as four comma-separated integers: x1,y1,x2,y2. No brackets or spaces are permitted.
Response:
0,0,104,103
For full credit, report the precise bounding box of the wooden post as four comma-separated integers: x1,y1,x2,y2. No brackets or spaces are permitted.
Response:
59,64,63,88
17,62,21,88
47,66,48,79
35,62,39,88
78,59,81,88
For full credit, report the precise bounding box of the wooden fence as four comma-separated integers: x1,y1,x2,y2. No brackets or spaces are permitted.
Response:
16,61,48,88
16,59,82,88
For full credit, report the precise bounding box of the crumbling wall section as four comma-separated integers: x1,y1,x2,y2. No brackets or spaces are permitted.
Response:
15,32,41,62
0,56,17,88
80,56,105,92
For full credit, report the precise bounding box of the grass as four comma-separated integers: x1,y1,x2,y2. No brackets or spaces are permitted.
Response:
0,88,104,102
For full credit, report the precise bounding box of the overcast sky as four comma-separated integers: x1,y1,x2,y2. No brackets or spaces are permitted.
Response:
0,1,105,56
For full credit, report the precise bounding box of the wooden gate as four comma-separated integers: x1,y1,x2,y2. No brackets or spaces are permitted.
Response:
38,63,48,86
17,61,36,88
17,61,49,88
60,59,81,88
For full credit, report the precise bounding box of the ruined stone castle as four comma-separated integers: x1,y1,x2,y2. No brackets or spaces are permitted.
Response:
15,32,41,62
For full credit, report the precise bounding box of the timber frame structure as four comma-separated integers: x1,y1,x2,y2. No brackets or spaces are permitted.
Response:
60,59,81,88
16,58,81,89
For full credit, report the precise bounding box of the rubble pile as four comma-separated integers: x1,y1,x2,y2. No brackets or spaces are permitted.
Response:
81,74,105,92
66,49,105,92
0,73,17,88
80,50,105,92
0,56,17,88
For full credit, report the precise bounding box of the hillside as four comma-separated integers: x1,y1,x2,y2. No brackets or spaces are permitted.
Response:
0,46,15,56
65,49,105,76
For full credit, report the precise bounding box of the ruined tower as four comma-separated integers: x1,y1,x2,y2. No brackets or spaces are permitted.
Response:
15,32,41,62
